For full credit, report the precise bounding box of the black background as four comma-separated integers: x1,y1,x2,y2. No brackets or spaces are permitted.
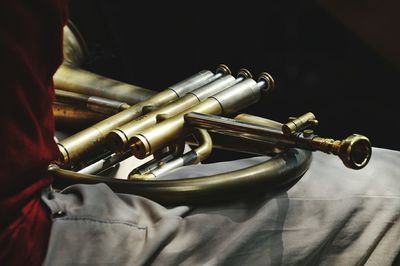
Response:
68,1,400,161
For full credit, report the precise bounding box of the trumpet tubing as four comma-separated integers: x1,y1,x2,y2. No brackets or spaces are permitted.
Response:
106,71,250,152
54,65,155,105
53,102,108,129
50,148,312,204
186,113,286,156
129,77,269,159
55,89,131,115
56,68,224,166
51,23,371,204
56,23,231,166
184,112,371,169
56,22,154,105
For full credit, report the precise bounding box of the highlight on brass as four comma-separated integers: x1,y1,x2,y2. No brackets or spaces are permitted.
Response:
184,112,371,170
50,23,371,204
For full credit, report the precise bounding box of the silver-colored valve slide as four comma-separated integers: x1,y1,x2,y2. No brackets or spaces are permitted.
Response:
168,70,216,97
189,74,237,100
105,74,239,152
57,68,224,166
210,78,260,114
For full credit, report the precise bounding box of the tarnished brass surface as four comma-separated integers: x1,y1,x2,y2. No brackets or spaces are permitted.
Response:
56,23,154,105
129,78,266,159
234,113,283,129
282,112,318,136
53,102,107,129
107,74,239,152
128,128,213,180
192,128,213,164
55,89,90,105
188,113,286,155
56,70,223,166
130,98,223,159
55,24,228,166
184,112,371,169
52,22,369,202
49,22,374,205
57,66,224,166
55,89,130,115
310,134,371,169
54,65,155,106
56,89,178,165
62,21,87,68
57,68,215,164
50,148,311,205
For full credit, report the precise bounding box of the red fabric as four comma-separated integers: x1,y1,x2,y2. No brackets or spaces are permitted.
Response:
0,1,68,265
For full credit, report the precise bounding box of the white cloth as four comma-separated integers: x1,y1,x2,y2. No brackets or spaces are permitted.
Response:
42,147,400,265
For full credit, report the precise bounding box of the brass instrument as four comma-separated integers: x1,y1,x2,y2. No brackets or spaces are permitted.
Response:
56,22,229,166
50,23,371,205
184,112,371,170
55,21,154,105
106,68,253,152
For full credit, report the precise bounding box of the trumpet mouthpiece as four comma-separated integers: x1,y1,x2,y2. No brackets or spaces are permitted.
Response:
311,134,372,169
337,134,372,170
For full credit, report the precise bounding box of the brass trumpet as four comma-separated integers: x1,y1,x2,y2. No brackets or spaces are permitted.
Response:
50,23,371,205
55,22,228,166
184,112,371,170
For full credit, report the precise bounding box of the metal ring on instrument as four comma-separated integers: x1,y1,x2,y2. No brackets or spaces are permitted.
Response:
49,148,311,205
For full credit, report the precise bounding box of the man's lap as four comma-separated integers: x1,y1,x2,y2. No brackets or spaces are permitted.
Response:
42,148,400,265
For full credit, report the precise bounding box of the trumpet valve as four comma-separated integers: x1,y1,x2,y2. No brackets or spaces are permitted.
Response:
258,72,275,93
215,64,232,75
237,68,253,79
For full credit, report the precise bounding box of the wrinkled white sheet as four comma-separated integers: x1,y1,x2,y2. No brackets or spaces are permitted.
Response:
43,148,400,265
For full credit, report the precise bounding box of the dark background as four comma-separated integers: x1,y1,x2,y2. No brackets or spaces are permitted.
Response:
67,0,400,160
